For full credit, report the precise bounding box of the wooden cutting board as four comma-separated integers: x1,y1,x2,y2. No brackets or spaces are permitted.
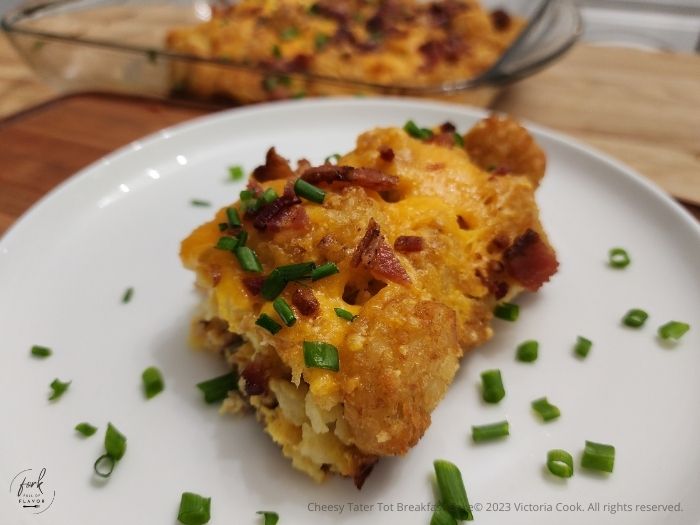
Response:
0,92,697,236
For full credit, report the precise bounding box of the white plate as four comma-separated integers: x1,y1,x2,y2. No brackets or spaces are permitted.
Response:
1,99,698,525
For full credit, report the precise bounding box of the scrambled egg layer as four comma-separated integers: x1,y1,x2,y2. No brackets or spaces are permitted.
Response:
166,0,523,102
181,116,555,485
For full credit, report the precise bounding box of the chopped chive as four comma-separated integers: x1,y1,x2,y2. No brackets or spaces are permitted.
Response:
493,302,519,321
75,422,97,437
142,366,165,399
105,422,127,461
431,506,458,525
94,454,115,478
261,187,278,204
452,132,464,147
256,313,283,334
31,345,51,358
218,222,229,232
196,372,237,404
516,340,538,362
310,262,339,281
334,307,357,322
276,261,316,281
261,270,287,300
273,298,296,327
49,378,71,401
294,178,326,204
658,321,690,341
531,397,561,422
239,189,255,201
122,287,134,303
215,236,238,251
547,449,574,478
244,197,262,213
190,199,211,207
280,26,299,40
226,207,241,226
271,44,282,58
574,336,593,358
324,153,341,164
609,247,630,268
480,369,505,403
581,440,615,473
622,308,648,328
314,32,330,50
178,492,212,525
403,120,433,140
433,460,473,521
256,511,279,525
235,246,263,272
236,230,248,247
471,420,509,442
228,165,244,181
303,341,339,371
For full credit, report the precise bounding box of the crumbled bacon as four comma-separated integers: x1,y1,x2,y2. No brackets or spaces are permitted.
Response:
333,25,378,52
351,219,411,284
268,204,310,233
310,1,350,23
242,276,265,296
379,147,395,162
292,287,320,316
419,35,466,70
253,194,308,232
428,0,468,29
428,131,456,148
504,229,558,291
394,236,424,253
491,8,512,31
253,147,294,181
241,360,268,396
440,121,457,133
301,165,399,191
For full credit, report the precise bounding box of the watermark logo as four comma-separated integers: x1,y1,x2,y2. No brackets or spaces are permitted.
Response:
9,467,56,515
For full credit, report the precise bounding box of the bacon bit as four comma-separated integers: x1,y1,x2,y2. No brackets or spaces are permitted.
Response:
353,458,378,490
242,276,265,296
475,268,509,299
268,204,310,233
394,236,424,253
311,1,350,22
487,234,510,253
491,9,512,31
456,215,470,230
295,158,312,176
379,147,395,162
253,147,294,182
253,194,304,231
428,0,468,29
492,281,509,299
440,121,457,133
284,53,312,73
333,25,378,52
292,287,320,316
302,165,399,191
351,219,411,284
428,132,455,148
504,229,559,291
419,35,466,70
242,360,268,396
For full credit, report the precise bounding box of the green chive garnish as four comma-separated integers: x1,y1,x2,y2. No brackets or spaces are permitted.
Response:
235,246,263,272
215,236,238,251
433,460,473,521
261,187,278,204
256,511,279,525
303,341,339,371
570,336,591,359
334,307,357,322
453,133,464,147
49,378,71,401
431,506,458,525
94,454,116,478
30,345,51,358
547,449,574,478
531,397,561,422
480,369,505,403
178,492,212,525
581,440,615,473
226,207,241,226
105,422,127,461
609,247,630,268
190,199,211,207
324,153,341,164
122,287,134,303
240,189,255,201
273,298,296,327
261,270,287,300
310,262,339,281
471,420,509,443
236,230,248,247
256,313,283,334
294,178,326,204
314,32,329,50
228,165,244,181
280,26,299,40
622,308,648,328
142,366,165,399
196,372,237,404
516,340,538,362
276,261,316,281
403,120,433,140
493,302,519,321
75,422,97,437
272,44,282,58
658,321,690,340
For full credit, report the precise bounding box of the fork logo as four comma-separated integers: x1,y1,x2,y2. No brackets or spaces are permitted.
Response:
9,467,56,515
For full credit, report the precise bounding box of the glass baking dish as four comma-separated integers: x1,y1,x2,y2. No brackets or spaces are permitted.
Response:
2,0,582,107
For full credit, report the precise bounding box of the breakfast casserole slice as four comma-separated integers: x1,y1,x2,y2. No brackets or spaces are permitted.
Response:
180,115,558,487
